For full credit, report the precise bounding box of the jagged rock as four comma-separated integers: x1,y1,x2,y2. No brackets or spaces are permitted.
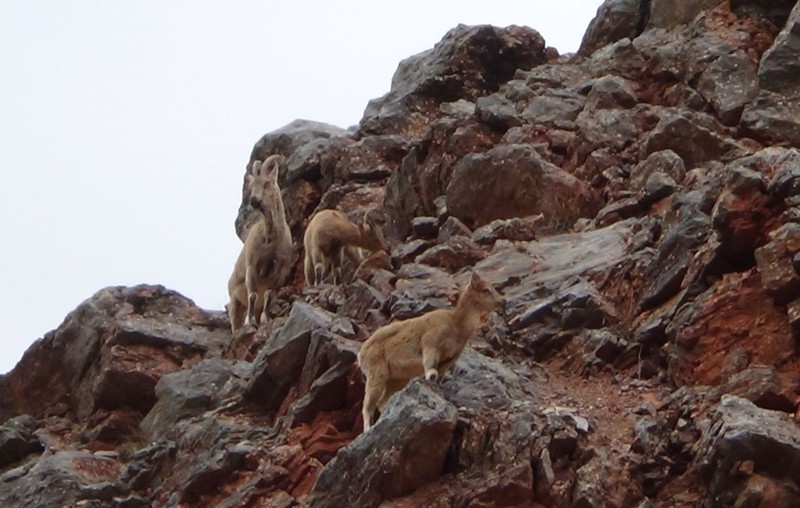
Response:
712,161,772,265
697,50,759,125
436,215,472,243
1,285,228,422
587,38,646,79
695,396,800,506
667,270,795,386
307,380,458,508
0,451,122,508
446,143,597,228
285,332,361,427
631,150,686,192
647,0,722,30
585,74,638,110
710,366,796,413
0,417,42,469
410,216,439,239
755,223,800,304
521,91,586,128
579,0,643,56
384,148,424,241
574,107,639,162
338,281,387,323
472,215,541,245
245,302,355,413
640,208,710,309
475,94,523,130
415,236,486,272
766,148,800,200
387,264,458,319
639,110,743,168
742,1,800,146
140,358,250,440
361,24,546,137
390,238,432,266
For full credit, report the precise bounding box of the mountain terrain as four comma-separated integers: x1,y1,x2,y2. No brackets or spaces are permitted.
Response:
2,0,800,506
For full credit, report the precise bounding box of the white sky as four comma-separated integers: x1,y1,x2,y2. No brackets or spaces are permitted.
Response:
0,1,601,374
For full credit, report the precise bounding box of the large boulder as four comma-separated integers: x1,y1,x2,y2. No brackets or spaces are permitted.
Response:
307,380,458,508
361,24,547,137
445,143,598,228
741,1,800,147
579,0,643,56
695,396,800,506
0,285,229,422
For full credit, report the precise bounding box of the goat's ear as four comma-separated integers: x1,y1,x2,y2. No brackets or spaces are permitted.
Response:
469,271,482,288
250,160,262,177
265,155,282,179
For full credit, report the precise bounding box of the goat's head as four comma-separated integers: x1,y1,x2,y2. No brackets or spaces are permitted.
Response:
247,154,284,209
465,271,503,314
359,212,389,252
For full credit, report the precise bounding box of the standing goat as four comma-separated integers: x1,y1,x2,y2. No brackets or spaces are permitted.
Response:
303,209,387,286
227,155,293,332
357,271,502,431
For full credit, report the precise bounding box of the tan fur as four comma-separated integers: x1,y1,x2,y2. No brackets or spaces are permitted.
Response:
227,155,293,332
303,209,388,286
357,272,502,431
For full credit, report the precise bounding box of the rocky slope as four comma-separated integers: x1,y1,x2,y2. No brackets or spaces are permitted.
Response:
3,1,800,506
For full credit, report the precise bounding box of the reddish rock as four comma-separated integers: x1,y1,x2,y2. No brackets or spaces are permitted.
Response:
669,270,795,386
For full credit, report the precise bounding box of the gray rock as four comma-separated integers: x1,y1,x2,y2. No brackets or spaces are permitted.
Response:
639,110,743,168
741,1,800,146
361,24,546,136
446,143,597,228
755,223,800,305
307,380,458,508
579,0,643,56
472,216,541,245
585,75,637,110
0,421,42,469
0,451,121,508
475,94,523,130
415,236,486,273
410,216,439,240
647,0,721,30
140,358,250,440
695,396,800,506
521,91,586,129
245,302,354,411
697,50,759,125
384,148,424,241
436,216,472,243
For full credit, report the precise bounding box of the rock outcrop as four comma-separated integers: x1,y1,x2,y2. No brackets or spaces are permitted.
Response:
3,2,800,506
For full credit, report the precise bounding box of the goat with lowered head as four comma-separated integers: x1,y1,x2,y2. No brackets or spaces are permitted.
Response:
303,209,387,286
227,155,293,332
357,271,502,431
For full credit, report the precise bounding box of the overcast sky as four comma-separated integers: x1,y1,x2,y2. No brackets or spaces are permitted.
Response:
0,1,601,374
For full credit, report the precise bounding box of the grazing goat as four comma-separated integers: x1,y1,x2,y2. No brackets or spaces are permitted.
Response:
357,271,502,431
303,209,388,286
227,155,293,332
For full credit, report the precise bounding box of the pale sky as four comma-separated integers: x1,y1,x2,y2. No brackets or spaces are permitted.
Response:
0,1,601,374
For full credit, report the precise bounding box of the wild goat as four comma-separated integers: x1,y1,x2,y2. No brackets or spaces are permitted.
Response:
227,155,293,332
303,209,388,286
357,271,502,431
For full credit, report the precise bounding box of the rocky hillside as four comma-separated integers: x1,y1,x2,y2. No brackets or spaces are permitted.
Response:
3,1,800,506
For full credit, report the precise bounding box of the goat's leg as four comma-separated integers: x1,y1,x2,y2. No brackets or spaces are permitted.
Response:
259,289,271,325
421,345,441,382
362,372,387,432
244,263,258,326
303,253,315,287
228,298,244,333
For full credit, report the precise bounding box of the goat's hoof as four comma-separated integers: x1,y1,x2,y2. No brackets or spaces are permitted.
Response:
425,373,438,382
